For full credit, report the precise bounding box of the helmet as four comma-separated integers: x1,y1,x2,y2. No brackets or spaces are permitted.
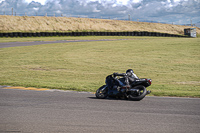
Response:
126,69,134,76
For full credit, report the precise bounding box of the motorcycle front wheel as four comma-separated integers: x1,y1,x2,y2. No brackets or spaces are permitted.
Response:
95,85,108,99
128,85,147,101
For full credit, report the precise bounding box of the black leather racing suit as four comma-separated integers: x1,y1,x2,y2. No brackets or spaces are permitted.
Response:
113,73,139,87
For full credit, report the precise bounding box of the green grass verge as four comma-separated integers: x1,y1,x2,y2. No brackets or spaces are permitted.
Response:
0,36,199,97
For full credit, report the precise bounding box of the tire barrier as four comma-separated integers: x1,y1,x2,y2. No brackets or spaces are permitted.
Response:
0,31,187,38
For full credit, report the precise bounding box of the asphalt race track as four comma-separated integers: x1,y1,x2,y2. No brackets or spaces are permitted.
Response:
0,87,199,133
0,39,127,48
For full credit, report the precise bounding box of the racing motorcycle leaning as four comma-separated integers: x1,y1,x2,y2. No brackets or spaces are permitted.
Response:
96,72,152,101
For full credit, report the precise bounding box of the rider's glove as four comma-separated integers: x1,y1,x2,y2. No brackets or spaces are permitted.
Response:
113,72,117,77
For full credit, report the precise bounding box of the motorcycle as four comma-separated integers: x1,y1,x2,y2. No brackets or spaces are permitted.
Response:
95,73,152,101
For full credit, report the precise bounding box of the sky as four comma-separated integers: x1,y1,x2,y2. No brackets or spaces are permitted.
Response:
25,0,46,5
0,0,200,25
23,0,136,5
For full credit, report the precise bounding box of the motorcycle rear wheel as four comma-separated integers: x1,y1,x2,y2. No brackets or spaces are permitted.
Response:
95,85,108,99
128,85,147,101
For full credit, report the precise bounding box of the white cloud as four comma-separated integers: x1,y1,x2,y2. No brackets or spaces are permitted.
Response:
83,0,130,5
33,7,39,11
132,0,142,3
93,8,101,12
25,0,46,5
0,0,5,3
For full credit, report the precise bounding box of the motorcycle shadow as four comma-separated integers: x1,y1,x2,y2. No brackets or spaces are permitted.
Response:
88,96,133,101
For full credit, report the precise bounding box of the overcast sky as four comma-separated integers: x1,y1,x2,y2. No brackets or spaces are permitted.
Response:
0,0,199,25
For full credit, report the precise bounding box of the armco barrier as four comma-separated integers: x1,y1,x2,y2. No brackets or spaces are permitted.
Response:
0,31,186,38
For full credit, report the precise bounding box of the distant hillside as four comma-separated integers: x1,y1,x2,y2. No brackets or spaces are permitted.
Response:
0,15,199,35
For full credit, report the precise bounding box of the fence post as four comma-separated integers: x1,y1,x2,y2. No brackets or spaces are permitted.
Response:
12,8,13,16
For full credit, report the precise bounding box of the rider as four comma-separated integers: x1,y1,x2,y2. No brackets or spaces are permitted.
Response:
113,69,139,87
126,69,139,81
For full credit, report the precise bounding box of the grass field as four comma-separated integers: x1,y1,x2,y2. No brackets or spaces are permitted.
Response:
0,36,199,97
